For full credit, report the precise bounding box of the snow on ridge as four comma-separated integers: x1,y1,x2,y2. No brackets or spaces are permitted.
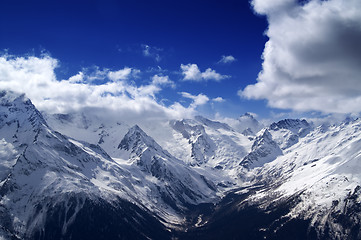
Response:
2,90,361,237
0,91,214,236
241,129,282,169
249,118,361,221
267,118,312,150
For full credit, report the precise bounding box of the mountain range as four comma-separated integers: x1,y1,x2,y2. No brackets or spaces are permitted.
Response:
0,90,360,239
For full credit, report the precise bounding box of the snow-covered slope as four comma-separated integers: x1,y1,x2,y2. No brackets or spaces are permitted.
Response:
2,90,361,239
169,117,252,169
242,118,361,238
43,112,130,158
46,111,253,188
45,112,219,210
258,118,361,205
239,119,310,169
268,119,312,150
176,118,361,239
241,129,282,169
115,124,218,210
0,91,216,239
169,118,216,166
0,91,135,238
168,117,253,189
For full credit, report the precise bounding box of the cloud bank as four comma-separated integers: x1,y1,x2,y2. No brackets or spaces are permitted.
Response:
240,0,361,114
0,54,199,123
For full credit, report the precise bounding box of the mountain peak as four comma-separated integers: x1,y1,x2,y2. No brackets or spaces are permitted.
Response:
269,119,309,132
268,119,311,150
0,90,26,102
230,112,263,135
131,124,142,132
240,129,282,168
118,124,163,154
242,112,256,119
194,115,231,130
0,90,48,133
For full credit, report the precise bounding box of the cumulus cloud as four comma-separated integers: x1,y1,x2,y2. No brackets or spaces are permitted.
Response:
218,55,237,64
151,74,175,88
107,67,135,81
180,92,209,108
68,72,84,83
180,64,202,81
0,54,58,89
240,0,361,114
212,97,225,103
0,54,196,122
180,63,229,82
252,0,295,14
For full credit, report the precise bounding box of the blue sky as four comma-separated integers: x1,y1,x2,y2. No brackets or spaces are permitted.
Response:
1,0,360,122
0,0,271,118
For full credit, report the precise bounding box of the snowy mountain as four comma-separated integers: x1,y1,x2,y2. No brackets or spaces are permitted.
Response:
168,117,253,189
254,119,361,226
0,91,215,239
240,119,311,169
190,118,361,240
116,124,218,210
1,90,361,239
43,112,130,158
268,118,312,150
169,118,216,166
169,117,251,168
240,129,282,169
227,112,264,136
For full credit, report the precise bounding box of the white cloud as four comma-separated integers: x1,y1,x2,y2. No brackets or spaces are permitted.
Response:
68,72,84,83
151,74,175,88
141,44,162,62
212,97,225,103
0,54,197,123
218,55,237,64
180,92,209,108
84,66,108,82
202,68,228,81
107,67,134,81
241,0,361,114
0,54,57,89
78,66,139,83
180,64,202,81
180,63,229,82
251,0,295,14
